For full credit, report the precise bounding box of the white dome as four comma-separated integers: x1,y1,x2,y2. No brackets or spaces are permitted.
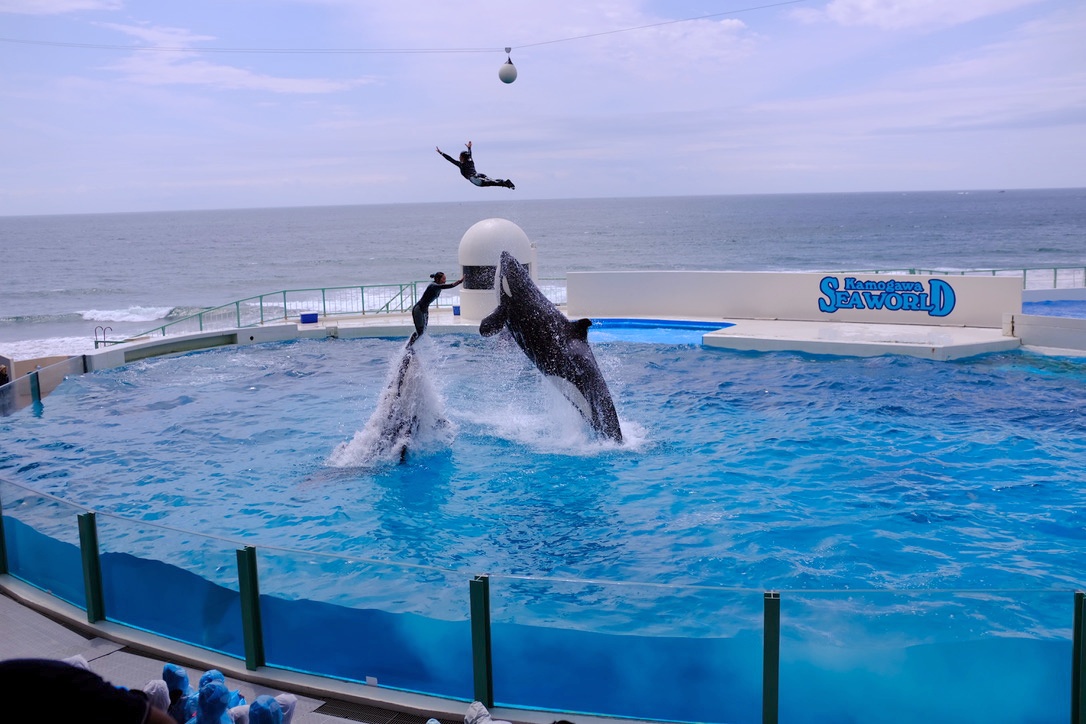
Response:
458,218,532,267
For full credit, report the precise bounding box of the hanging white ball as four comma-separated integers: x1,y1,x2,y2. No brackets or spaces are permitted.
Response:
498,59,517,84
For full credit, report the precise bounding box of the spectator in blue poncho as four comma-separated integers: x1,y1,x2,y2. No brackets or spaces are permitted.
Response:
247,695,283,724
198,669,245,708
163,663,196,724
195,680,232,724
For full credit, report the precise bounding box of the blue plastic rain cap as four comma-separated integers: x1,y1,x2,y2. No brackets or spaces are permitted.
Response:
196,681,230,724
162,663,191,695
248,695,284,724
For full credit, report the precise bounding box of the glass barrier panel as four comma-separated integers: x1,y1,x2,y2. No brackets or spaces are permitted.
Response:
94,513,245,659
36,358,83,399
780,589,1071,724
0,377,21,416
0,480,87,609
0,373,36,416
488,575,764,722
256,547,472,698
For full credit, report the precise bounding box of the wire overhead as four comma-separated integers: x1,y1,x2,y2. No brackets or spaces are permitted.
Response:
0,0,809,56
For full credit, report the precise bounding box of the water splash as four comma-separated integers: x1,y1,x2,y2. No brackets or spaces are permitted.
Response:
327,345,453,468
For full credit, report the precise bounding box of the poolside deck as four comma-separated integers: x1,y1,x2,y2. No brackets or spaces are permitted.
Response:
701,319,1021,360
296,309,1025,361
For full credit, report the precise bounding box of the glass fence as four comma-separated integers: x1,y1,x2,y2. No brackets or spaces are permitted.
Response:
0,477,1081,724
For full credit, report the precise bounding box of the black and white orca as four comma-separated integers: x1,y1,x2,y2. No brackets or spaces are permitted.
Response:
480,251,623,443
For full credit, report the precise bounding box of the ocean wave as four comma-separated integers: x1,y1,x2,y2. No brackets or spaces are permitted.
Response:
78,306,176,323
0,306,182,326
0,312,86,326
0,336,95,358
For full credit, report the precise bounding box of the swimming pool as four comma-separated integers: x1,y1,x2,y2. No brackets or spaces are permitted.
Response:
2,331,1084,722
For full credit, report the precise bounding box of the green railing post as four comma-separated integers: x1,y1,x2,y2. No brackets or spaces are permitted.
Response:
1073,591,1085,724
0,493,8,575
470,574,494,707
236,545,266,670
29,370,41,405
763,591,781,724
78,512,105,623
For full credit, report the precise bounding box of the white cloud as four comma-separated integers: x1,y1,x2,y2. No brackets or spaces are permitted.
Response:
95,21,372,93
793,0,1044,30
0,0,121,14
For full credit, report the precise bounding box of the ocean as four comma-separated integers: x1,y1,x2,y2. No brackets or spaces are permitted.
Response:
2,188,1084,359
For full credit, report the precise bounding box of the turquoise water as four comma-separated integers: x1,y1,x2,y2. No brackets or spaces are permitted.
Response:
3,330,1084,722
3,333,1084,612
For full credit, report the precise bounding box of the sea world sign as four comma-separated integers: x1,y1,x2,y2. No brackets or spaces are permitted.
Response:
818,276,957,317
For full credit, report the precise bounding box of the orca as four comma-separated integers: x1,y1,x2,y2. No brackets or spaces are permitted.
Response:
329,345,445,466
480,251,623,442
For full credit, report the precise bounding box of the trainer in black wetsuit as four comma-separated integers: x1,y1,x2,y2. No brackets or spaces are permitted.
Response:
408,271,463,346
436,141,515,189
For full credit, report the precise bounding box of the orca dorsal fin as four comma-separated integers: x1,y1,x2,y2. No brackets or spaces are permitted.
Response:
571,318,593,341
479,302,509,337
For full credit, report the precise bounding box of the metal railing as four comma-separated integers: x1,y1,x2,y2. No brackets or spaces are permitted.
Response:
101,280,569,347
855,266,1086,290
103,282,427,347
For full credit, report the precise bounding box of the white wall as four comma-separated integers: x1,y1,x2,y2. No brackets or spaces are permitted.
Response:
567,271,1021,328
1006,313,1086,354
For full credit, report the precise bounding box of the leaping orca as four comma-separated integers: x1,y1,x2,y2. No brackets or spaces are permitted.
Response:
328,345,445,467
480,251,623,443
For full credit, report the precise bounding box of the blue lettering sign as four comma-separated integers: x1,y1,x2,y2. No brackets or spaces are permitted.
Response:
818,276,957,317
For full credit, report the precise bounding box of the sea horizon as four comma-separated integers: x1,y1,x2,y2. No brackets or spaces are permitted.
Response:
2,188,1084,360
4,185,1083,220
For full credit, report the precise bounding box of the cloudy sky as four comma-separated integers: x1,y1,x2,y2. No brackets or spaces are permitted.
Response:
1,0,1083,215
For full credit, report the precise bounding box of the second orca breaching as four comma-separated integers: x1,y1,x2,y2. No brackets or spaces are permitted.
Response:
328,345,448,467
480,251,623,443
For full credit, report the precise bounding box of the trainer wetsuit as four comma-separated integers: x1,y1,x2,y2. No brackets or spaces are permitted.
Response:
410,280,461,343
439,148,514,189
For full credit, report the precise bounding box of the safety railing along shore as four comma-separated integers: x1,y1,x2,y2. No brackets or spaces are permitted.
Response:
858,265,1086,290
100,280,569,348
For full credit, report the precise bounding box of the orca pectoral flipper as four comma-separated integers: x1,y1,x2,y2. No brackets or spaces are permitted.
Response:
479,302,509,337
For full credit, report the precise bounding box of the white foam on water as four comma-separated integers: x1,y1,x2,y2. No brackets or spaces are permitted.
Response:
78,306,174,322
0,336,95,359
327,346,455,468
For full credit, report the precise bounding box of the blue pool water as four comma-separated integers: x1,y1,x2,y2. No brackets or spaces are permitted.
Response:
3,330,1085,723
3,332,1084,605
588,318,733,345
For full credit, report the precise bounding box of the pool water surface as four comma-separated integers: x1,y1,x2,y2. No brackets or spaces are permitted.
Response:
3,333,1084,609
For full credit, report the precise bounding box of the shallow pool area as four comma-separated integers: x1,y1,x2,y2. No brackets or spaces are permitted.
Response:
2,332,1085,723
